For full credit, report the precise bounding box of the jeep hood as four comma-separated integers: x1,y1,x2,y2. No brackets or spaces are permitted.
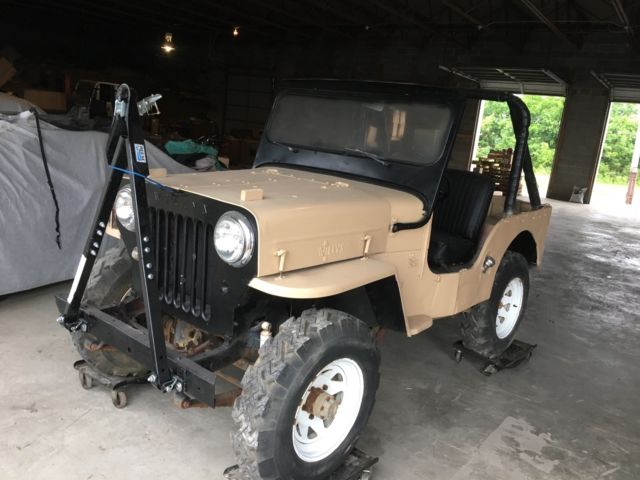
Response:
159,167,423,276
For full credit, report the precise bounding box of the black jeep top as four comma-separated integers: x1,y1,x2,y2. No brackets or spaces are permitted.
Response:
254,79,536,229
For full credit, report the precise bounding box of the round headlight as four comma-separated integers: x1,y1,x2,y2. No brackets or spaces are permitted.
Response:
115,186,136,231
214,211,254,267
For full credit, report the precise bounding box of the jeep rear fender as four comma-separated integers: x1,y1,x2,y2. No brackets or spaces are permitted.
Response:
249,257,397,299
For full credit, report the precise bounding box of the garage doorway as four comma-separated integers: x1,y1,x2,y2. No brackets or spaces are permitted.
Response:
472,94,566,198
591,102,640,208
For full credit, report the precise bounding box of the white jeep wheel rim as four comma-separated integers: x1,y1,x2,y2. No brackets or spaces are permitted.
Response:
292,357,364,463
495,277,524,339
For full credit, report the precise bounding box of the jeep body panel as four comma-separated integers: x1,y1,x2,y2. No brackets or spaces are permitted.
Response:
248,257,397,299
159,166,424,277
156,166,551,337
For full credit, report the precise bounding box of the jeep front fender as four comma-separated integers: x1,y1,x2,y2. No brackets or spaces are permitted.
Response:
248,257,397,299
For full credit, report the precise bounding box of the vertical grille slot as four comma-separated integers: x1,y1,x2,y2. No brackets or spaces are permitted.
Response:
173,213,183,308
150,208,213,322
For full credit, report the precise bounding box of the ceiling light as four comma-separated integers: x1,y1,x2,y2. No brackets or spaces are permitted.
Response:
161,32,175,53
233,26,240,37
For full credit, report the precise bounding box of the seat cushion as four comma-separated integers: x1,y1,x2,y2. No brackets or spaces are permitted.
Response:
428,229,477,268
433,169,495,242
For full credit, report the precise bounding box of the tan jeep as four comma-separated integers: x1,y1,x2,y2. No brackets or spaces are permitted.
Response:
57,80,551,480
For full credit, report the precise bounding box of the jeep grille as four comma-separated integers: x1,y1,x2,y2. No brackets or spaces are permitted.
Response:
150,207,213,322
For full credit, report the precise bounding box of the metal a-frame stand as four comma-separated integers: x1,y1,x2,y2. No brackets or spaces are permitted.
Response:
57,84,174,391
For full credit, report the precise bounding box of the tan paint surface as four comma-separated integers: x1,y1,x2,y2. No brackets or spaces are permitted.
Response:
157,167,551,337
160,167,423,276
249,257,396,299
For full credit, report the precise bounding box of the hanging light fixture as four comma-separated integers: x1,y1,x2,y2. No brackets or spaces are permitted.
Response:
161,32,176,53
233,26,240,37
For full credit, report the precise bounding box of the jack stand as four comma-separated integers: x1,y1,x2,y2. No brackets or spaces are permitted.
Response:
74,359,148,408
223,447,378,480
453,339,536,376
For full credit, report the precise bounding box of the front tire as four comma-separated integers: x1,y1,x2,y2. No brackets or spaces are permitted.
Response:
460,251,530,358
72,244,148,378
232,309,380,480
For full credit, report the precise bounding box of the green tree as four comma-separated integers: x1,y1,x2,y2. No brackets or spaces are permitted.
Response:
476,95,565,175
598,102,639,184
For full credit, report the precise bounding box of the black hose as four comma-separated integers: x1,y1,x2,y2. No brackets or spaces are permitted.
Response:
31,108,62,249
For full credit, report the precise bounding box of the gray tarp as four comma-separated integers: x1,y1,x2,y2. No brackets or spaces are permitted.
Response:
0,111,191,295
0,92,44,114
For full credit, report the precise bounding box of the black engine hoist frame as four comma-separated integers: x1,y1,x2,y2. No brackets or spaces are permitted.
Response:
54,82,384,479
57,85,174,392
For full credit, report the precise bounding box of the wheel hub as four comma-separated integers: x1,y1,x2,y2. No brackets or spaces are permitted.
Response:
495,277,524,339
292,357,365,463
302,387,339,424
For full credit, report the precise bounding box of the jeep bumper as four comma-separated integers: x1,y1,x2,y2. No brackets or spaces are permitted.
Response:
55,295,233,408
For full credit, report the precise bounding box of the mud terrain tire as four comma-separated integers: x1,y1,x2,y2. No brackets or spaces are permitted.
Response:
232,308,380,480
460,251,530,358
72,244,148,377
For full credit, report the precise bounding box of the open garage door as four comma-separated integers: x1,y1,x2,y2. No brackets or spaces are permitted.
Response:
440,66,567,96
593,72,640,103
591,72,640,207
441,66,567,198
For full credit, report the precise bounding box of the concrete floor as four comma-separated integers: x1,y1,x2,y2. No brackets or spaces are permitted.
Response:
1,200,639,480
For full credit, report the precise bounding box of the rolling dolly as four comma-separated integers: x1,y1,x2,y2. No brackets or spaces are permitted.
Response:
453,339,537,376
74,359,148,408
223,448,378,480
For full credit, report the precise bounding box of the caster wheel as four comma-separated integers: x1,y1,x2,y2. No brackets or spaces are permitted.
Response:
111,389,128,409
482,364,498,376
454,349,463,363
173,392,191,409
79,370,94,390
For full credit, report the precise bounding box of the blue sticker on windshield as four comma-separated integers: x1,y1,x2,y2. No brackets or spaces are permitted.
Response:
134,143,147,163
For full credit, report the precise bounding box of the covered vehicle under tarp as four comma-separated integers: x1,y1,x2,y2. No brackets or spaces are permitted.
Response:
0,92,44,114
0,111,191,295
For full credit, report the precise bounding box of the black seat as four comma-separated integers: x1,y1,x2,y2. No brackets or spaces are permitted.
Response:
428,169,495,269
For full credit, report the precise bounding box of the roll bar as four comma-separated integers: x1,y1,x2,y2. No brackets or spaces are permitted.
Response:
464,90,542,215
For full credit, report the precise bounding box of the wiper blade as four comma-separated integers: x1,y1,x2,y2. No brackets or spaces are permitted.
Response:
269,139,299,153
343,147,390,167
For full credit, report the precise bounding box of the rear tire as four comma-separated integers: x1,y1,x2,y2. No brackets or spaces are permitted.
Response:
232,308,380,480
460,251,530,358
72,244,148,378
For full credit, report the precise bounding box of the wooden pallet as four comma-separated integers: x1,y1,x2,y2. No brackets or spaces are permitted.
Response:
472,148,522,195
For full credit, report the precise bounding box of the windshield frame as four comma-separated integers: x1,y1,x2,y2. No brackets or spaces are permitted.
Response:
255,81,467,225
264,91,457,168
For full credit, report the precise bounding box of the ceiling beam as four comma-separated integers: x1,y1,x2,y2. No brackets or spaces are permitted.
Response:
367,0,439,35
438,0,485,28
611,0,634,37
248,0,348,37
518,0,579,48
300,0,365,26
189,0,314,40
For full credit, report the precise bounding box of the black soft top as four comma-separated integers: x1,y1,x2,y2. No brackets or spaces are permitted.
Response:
254,79,537,230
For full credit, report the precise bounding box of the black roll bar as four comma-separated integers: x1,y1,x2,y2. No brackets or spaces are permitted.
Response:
464,90,542,215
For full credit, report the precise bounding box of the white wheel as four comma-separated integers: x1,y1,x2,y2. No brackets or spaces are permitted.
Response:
495,277,524,339
293,358,364,462
232,309,380,480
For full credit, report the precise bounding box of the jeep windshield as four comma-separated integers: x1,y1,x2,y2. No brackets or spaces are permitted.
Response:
267,94,455,166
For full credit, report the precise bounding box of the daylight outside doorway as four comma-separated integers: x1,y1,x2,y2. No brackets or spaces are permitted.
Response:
591,102,640,209
471,94,565,199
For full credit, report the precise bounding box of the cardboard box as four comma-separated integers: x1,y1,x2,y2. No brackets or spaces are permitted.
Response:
0,57,16,88
23,89,67,113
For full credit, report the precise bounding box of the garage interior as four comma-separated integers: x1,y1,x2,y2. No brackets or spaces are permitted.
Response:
1,1,639,479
